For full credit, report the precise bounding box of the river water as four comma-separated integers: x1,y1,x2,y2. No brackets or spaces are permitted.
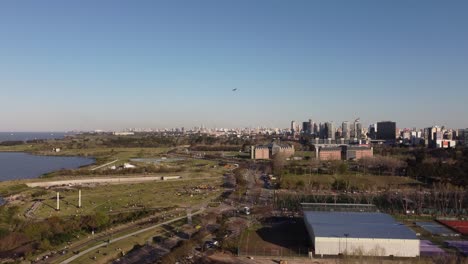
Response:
0,132,71,142
0,152,94,181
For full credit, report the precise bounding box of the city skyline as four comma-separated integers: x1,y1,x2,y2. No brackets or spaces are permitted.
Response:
1,115,466,133
1,0,468,131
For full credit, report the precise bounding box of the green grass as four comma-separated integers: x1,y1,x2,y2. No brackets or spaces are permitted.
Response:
1,145,173,164
32,178,222,218
0,182,29,196
0,144,37,152
41,147,172,163
280,173,420,191
0,156,225,221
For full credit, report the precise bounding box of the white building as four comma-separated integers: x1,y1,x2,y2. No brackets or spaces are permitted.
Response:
303,206,420,257
123,163,136,169
113,132,135,136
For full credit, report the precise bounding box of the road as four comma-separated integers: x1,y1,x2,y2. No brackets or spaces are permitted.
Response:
60,209,205,264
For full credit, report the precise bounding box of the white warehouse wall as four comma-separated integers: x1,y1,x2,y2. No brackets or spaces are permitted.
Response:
315,237,420,257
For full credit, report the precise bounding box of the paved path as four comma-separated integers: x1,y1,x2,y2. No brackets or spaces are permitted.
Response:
24,201,41,218
91,160,119,171
60,209,204,264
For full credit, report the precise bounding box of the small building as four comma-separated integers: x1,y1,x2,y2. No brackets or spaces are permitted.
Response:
123,163,136,169
316,147,341,161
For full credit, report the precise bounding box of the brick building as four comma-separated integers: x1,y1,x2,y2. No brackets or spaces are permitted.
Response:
316,147,342,161
250,146,270,160
345,146,373,160
251,142,295,160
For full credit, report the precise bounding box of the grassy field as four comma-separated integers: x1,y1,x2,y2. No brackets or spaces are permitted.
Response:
0,144,173,165
40,147,173,166
38,157,223,179
0,144,37,152
0,139,230,260
0,154,226,221
0,157,225,262
31,178,222,219
0,144,228,245
280,173,420,191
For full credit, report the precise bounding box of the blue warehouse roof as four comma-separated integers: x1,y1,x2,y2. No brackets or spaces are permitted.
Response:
304,211,418,240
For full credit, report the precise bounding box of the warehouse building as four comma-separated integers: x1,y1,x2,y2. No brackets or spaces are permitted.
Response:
303,204,420,257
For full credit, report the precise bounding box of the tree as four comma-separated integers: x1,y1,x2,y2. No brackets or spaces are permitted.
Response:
332,179,348,191
272,153,287,177
338,162,348,175
295,180,305,190
82,211,109,231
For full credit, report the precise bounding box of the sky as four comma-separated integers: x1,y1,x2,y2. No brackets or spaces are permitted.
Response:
1,0,467,131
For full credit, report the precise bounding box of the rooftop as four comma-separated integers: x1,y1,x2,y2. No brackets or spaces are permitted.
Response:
304,211,418,240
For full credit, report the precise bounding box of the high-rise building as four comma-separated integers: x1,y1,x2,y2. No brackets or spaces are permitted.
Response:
325,122,335,140
356,122,363,139
411,131,423,145
308,119,313,135
313,123,319,137
319,123,325,139
336,127,342,139
291,120,297,134
376,121,396,142
302,122,308,134
302,120,312,135
342,121,350,139
459,129,468,147
369,123,377,139
350,123,356,138
424,126,441,146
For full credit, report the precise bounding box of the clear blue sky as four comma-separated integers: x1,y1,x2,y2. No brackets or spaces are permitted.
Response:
1,0,467,131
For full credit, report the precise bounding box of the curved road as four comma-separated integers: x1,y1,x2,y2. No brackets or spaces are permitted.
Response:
60,209,204,264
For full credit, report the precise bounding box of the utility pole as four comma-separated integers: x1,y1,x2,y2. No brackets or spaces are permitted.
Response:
56,192,60,211
78,189,82,208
